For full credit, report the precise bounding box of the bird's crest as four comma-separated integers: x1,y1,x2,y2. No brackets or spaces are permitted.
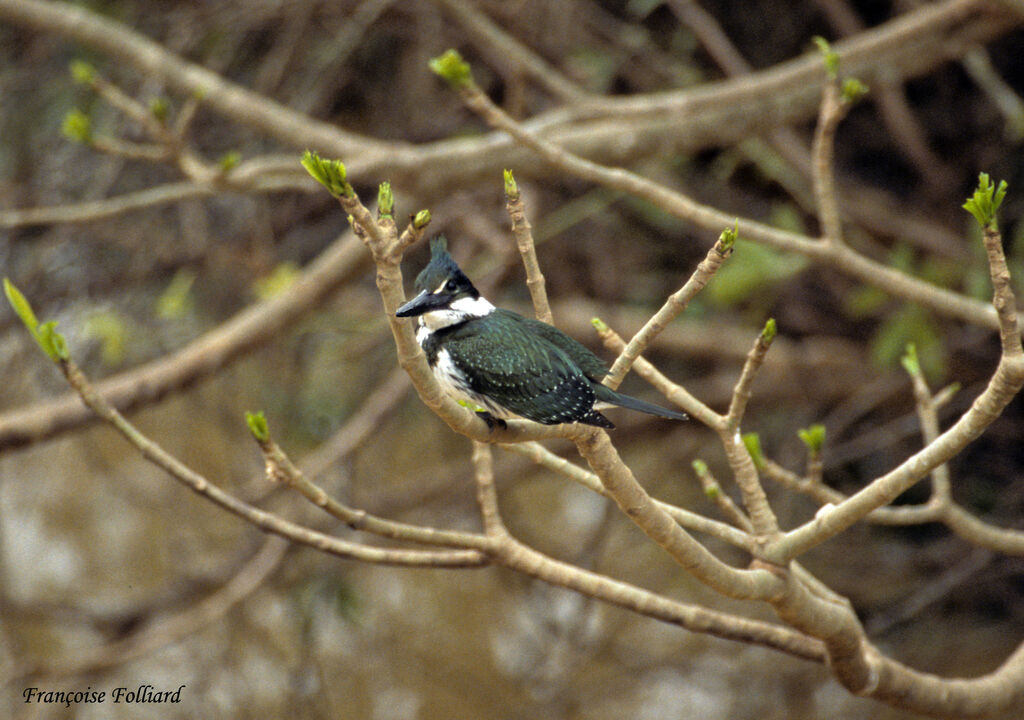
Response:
414,235,474,295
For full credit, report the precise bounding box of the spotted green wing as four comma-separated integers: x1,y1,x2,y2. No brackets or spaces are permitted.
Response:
439,312,599,425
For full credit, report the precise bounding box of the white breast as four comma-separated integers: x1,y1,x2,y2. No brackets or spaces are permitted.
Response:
432,347,513,418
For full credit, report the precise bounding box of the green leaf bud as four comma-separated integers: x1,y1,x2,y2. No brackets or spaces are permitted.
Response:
429,49,474,88
742,432,765,469
245,411,270,442
797,424,826,454
62,109,92,144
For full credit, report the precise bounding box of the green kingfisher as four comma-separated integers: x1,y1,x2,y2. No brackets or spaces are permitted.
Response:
395,237,689,429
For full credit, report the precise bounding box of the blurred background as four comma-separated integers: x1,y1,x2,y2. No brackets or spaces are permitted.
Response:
1,1,1022,718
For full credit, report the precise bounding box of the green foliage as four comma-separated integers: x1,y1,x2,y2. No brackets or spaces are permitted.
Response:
253,262,301,300
768,202,807,235
691,460,720,498
564,48,622,93
85,310,127,366
871,305,945,379
156,268,197,319
963,172,1007,231
149,97,170,123
718,221,738,251
378,181,394,218
61,109,92,144
842,242,959,378
245,411,270,442
625,0,663,17
761,317,776,344
300,150,353,198
742,432,765,470
217,150,241,171
429,49,474,88
413,209,432,230
845,284,889,317
841,77,868,104
706,239,807,307
503,168,518,199
4,278,69,361
900,342,921,378
4,277,40,333
812,36,839,79
69,59,96,85
37,321,69,362
590,316,609,334
797,424,826,454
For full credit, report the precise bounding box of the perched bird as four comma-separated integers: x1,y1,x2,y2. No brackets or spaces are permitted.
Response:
396,237,689,429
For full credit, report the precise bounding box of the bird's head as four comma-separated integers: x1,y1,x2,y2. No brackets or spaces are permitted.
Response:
396,236,494,327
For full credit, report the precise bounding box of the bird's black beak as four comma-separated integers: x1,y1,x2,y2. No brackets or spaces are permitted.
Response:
396,290,448,317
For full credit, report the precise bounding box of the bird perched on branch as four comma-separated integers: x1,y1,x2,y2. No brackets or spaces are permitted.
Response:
396,237,689,429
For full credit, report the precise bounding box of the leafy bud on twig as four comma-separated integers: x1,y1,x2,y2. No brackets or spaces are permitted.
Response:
900,342,921,378
797,424,826,455
812,36,839,79
503,169,519,200
69,59,96,85
301,150,353,198
742,432,766,470
718,222,738,252
218,151,241,172
62,109,92,144
378,181,394,218
245,411,270,443
841,78,868,105
4,278,69,361
413,209,432,229
963,172,1007,231
429,49,474,88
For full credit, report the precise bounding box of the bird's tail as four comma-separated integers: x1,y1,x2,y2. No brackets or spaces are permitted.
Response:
593,385,689,421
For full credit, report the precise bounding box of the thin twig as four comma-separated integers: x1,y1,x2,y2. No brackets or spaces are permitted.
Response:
59,356,486,568
574,428,778,600
905,361,953,502
471,441,507,536
434,0,590,104
692,461,754,533
593,323,715,427
0,232,368,452
256,433,491,551
723,322,775,434
443,39,1011,334
605,230,734,390
811,77,847,244
505,177,553,324
772,220,1024,562
502,441,755,551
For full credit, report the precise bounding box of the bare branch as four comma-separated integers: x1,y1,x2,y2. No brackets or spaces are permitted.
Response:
811,76,848,244
574,428,778,600
0,232,367,452
472,441,507,537
504,172,553,324
502,441,756,552
434,0,590,104
56,356,486,568
605,228,734,390
772,220,1024,562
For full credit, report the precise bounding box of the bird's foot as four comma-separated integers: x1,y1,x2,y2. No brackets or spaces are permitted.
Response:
475,410,507,431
